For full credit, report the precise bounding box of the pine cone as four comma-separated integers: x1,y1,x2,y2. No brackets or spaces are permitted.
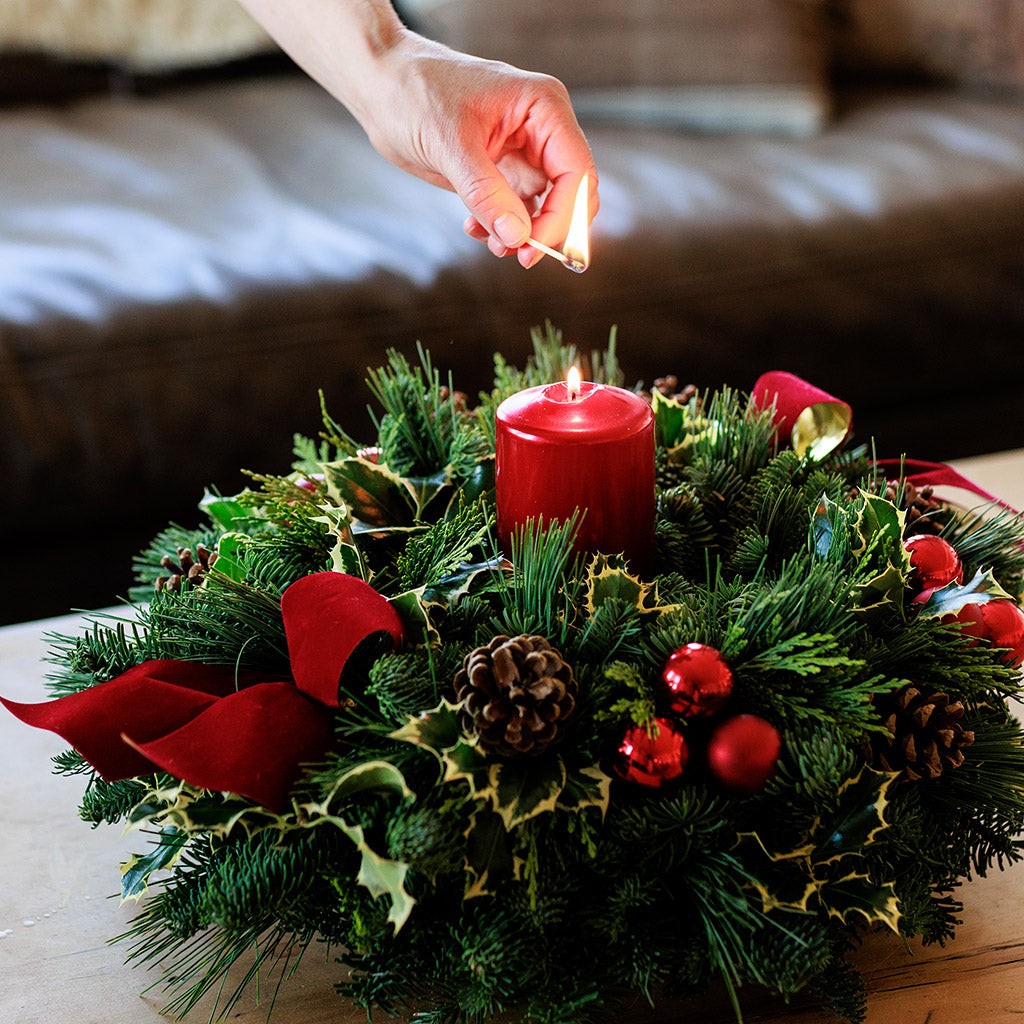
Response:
884,481,952,538
155,544,217,593
642,376,699,406
861,683,974,781
454,634,578,757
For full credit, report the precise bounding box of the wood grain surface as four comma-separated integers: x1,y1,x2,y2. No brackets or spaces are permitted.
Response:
2,450,1022,1024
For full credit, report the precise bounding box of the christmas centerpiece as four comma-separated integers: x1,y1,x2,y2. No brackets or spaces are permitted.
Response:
5,326,1024,1023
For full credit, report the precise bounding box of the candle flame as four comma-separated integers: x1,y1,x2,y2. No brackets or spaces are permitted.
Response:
562,174,590,272
567,365,582,400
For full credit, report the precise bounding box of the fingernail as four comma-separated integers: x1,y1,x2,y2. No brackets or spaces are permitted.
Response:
494,213,528,249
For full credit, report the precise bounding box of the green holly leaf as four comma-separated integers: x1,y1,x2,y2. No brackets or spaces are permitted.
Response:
212,531,247,583
446,457,495,516
200,490,248,530
388,587,440,645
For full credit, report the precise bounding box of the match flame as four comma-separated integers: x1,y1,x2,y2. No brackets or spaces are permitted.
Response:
567,365,582,400
562,174,590,271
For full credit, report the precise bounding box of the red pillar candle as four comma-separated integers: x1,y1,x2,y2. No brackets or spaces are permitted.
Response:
495,378,656,574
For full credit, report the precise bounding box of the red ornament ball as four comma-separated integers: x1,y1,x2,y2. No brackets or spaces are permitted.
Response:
951,598,1024,668
707,714,781,794
903,535,963,595
613,717,689,788
660,643,734,718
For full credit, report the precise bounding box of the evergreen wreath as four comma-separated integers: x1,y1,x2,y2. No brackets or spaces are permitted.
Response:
8,325,1024,1024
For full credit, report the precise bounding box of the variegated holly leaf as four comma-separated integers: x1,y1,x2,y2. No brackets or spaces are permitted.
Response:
652,389,688,448
389,587,440,645
918,567,1016,620
336,819,415,931
421,558,507,609
813,766,897,865
583,554,668,616
820,871,900,932
853,493,905,559
297,760,415,932
323,457,415,528
485,755,568,830
556,763,612,818
402,468,454,519
313,503,368,580
120,827,189,901
389,700,462,758
463,807,521,899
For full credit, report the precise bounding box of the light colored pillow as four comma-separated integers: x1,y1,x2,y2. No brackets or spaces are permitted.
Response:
402,0,834,135
0,0,275,71
832,0,1024,92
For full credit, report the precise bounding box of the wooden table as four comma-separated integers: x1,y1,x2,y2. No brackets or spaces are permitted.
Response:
2,450,1023,1024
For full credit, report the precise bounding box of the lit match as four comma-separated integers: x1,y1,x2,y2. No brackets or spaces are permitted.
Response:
527,173,590,273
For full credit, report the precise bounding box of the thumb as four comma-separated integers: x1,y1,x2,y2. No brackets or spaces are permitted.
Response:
449,149,532,249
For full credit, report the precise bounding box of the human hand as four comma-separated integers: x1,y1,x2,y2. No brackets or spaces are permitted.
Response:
355,30,599,268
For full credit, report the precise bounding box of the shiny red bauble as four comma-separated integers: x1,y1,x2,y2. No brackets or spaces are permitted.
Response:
660,643,734,718
706,714,782,794
903,535,963,594
951,598,1024,668
613,717,689,788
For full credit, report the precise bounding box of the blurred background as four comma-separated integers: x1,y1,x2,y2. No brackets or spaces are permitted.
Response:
3,0,1024,624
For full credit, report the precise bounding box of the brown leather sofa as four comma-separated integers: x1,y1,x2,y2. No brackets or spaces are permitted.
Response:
4,47,1024,623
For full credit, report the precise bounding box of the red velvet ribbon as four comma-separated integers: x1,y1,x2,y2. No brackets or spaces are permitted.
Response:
874,458,1019,514
1,572,404,811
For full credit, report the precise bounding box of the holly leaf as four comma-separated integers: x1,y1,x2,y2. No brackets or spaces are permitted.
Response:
446,457,495,516
120,827,189,901
322,457,415,528
211,532,247,583
918,567,1016,620
389,700,462,757
556,763,612,818
487,755,567,830
812,765,897,865
652,389,688,448
402,469,453,519
339,820,415,931
388,587,440,645
463,807,521,899
313,503,368,580
812,495,847,560
820,872,900,933
584,554,659,615
200,490,248,530
854,493,905,558
421,558,507,608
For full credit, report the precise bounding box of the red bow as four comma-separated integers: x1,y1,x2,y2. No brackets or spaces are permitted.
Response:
1,573,404,811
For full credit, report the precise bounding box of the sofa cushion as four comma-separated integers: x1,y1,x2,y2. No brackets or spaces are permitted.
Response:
832,0,1024,93
401,0,833,135
3,76,1024,557
0,0,274,71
